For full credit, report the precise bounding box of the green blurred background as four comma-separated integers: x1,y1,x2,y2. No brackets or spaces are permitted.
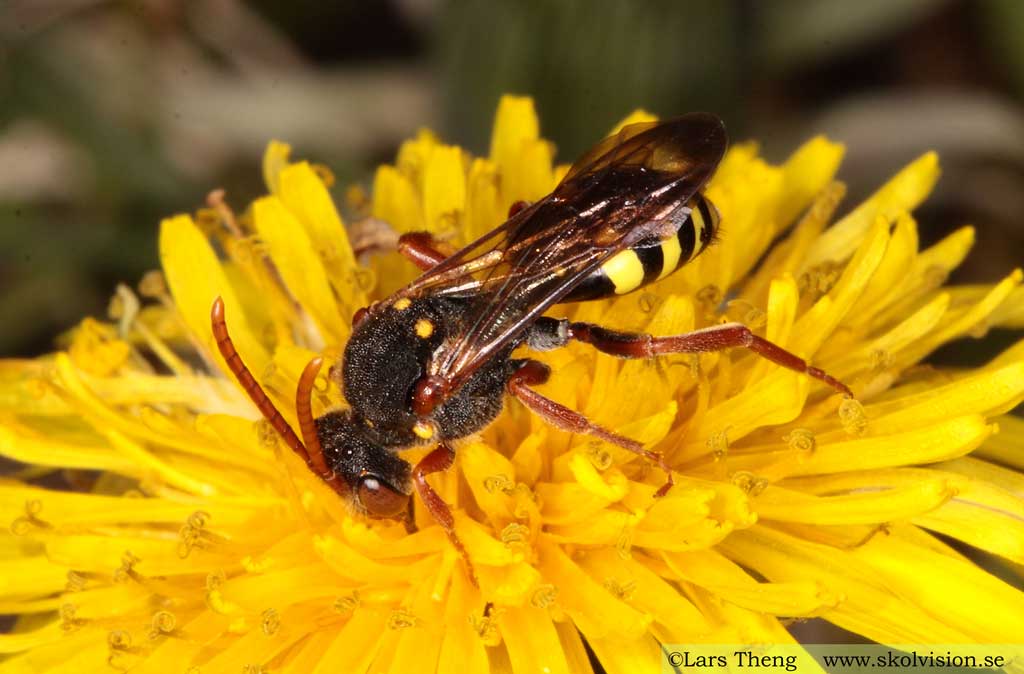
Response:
2,0,1023,359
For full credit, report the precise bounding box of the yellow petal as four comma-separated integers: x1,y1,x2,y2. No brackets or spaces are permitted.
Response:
990,284,1024,327
977,413,1024,470
262,139,292,195
660,548,837,616
490,96,540,175
371,165,424,233
852,529,1024,641
310,608,388,674
0,622,64,655
842,212,920,327
720,525,975,642
791,215,890,356
422,144,467,233
866,362,1024,435
536,480,623,526
776,136,845,227
577,548,715,641
276,161,365,310
553,621,595,674
315,533,434,585
464,157,504,242
733,415,993,479
159,214,270,378
900,268,1022,364
0,422,132,473
460,441,520,523
0,557,67,599
489,96,554,204
536,537,651,640
385,582,444,674
917,458,1024,563
586,634,662,674
437,572,489,673
753,480,955,525
499,607,572,674
804,152,939,268
252,196,346,345
281,630,339,674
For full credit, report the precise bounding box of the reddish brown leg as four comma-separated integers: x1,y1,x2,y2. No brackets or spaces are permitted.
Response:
508,360,675,497
351,231,457,329
507,200,531,218
567,321,853,397
398,232,450,271
413,444,478,586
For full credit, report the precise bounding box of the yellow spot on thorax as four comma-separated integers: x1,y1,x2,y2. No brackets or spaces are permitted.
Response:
393,298,412,311
413,420,435,439
602,249,645,294
415,318,434,338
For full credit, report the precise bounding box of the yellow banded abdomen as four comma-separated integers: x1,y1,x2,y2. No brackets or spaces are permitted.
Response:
561,192,719,303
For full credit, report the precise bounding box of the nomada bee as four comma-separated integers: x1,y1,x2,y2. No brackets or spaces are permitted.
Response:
211,113,851,583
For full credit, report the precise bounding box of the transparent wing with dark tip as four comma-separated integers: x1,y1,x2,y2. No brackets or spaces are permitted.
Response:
399,113,728,401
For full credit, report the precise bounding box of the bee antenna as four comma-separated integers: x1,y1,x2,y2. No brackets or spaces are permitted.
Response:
210,297,312,466
296,357,332,477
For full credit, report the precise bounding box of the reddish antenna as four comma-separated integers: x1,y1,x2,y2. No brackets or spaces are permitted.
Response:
210,298,340,490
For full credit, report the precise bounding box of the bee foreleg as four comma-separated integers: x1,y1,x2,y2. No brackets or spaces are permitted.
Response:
412,444,478,586
566,321,853,397
398,232,451,271
507,359,674,497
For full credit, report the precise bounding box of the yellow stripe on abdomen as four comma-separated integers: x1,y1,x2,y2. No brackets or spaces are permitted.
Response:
602,249,646,294
656,233,682,281
688,201,706,261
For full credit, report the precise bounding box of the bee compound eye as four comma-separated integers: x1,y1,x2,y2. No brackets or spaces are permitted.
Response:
357,477,409,519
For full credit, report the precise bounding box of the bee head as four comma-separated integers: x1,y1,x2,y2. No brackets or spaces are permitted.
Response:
315,410,412,519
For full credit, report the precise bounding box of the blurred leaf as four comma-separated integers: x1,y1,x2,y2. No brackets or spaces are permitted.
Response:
981,0,1024,96
757,0,952,72
437,0,740,158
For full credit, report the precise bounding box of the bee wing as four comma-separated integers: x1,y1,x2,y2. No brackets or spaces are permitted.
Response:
403,113,727,397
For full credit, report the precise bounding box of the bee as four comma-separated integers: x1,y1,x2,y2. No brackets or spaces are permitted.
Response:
210,113,851,583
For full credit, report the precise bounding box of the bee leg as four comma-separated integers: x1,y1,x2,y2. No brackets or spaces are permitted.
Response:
350,231,454,326
507,359,675,497
507,200,531,218
397,232,451,271
412,444,478,586
403,498,418,534
566,321,853,397
350,217,399,258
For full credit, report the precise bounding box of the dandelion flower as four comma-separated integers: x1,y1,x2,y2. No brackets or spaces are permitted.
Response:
2,95,1023,673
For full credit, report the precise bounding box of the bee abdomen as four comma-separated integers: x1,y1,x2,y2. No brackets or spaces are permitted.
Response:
562,192,719,302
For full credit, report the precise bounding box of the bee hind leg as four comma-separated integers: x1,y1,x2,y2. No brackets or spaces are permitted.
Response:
566,321,853,397
507,359,674,497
